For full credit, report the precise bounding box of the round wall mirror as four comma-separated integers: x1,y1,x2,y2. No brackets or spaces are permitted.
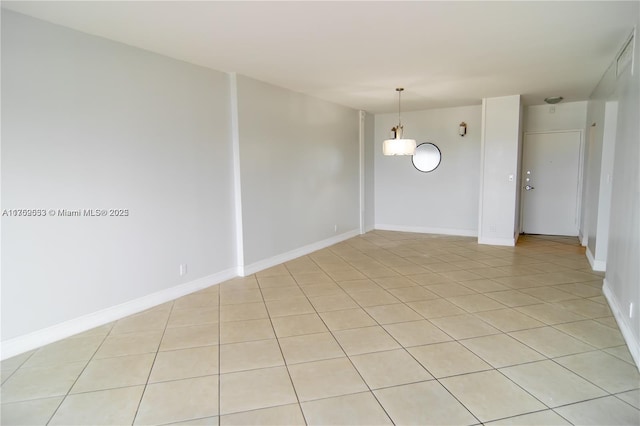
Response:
412,143,441,172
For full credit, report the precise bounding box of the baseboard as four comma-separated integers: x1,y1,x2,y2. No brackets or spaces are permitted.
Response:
603,279,640,371
586,247,606,272
374,224,477,237
478,236,516,246
579,230,588,247
241,229,360,277
0,268,237,360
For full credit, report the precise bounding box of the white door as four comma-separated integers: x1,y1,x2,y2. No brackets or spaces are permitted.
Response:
522,131,582,236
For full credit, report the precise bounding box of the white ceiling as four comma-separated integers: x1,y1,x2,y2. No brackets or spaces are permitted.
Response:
3,1,637,113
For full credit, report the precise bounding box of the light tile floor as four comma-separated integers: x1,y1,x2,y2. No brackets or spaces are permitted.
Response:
2,232,640,425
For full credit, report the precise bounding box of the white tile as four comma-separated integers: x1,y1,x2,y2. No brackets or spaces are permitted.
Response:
220,339,284,373
288,358,367,402
460,334,545,368
350,349,432,389
374,381,478,425
0,397,63,425
221,404,305,426
302,392,392,425
555,396,640,425
135,376,218,424
70,353,154,393
500,360,606,407
220,367,296,415
279,332,345,364
382,320,452,347
408,341,491,378
440,370,545,422
485,410,571,425
333,326,401,355
555,351,640,393
52,386,144,425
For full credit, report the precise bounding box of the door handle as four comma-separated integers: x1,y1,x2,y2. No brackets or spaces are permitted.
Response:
525,185,535,191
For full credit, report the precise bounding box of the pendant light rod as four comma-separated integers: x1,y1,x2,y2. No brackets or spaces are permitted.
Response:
382,87,416,156
396,87,404,127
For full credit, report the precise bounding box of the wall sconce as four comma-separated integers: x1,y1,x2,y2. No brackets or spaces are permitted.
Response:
459,122,467,137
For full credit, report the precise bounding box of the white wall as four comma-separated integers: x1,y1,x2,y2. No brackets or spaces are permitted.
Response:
582,17,640,368
584,100,606,255
236,75,360,269
363,112,375,232
582,97,617,271
374,105,481,235
1,11,237,344
514,105,524,236
524,101,588,132
599,22,640,368
582,62,619,248
478,95,522,246
594,102,617,266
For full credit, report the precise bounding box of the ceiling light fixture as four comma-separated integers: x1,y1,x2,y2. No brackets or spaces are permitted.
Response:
544,96,564,104
383,88,417,156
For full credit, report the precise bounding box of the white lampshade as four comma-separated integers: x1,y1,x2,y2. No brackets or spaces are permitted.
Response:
383,138,417,156
383,88,416,156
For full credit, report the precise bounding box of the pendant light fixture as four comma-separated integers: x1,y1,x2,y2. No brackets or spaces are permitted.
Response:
383,88,417,156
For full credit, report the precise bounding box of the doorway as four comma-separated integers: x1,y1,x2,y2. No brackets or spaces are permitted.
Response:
521,131,583,236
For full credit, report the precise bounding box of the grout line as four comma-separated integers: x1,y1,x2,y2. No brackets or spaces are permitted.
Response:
44,320,116,425
131,302,175,425
255,265,309,426
546,355,619,397
481,407,566,425
0,349,37,386
293,255,397,424
2,232,625,425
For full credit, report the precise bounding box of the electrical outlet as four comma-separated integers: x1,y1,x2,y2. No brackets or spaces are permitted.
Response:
334,224,338,233
630,302,634,319
179,264,188,276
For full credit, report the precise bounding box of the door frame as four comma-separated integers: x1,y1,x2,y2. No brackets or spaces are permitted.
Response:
519,129,585,235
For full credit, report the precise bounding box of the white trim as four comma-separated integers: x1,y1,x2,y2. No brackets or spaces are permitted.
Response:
359,110,366,235
586,246,606,272
478,236,516,246
229,73,245,275
477,98,488,242
375,224,477,238
241,229,360,276
579,230,588,247
603,279,640,371
575,129,586,234
0,268,237,360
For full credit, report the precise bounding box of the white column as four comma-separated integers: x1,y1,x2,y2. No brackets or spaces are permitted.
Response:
478,95,522,246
